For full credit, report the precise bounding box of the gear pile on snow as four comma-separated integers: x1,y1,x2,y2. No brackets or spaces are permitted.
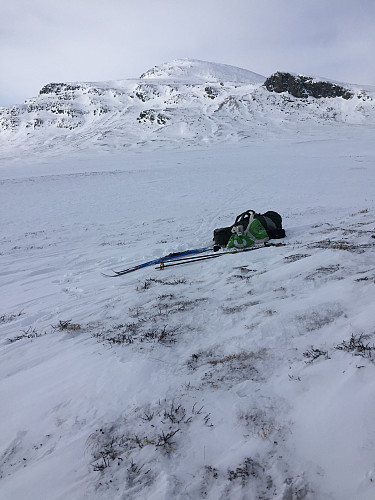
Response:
105,210,285,277
214,210,285,249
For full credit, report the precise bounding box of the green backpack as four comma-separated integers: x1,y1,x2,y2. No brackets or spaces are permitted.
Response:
227,211,269,249
213,210,286,249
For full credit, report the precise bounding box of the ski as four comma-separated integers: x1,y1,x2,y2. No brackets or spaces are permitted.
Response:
103,246,215,277
103,242,285,277
156,252,222,269
155,242,284,269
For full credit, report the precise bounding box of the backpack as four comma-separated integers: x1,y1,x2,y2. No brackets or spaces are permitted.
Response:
213,210,285,248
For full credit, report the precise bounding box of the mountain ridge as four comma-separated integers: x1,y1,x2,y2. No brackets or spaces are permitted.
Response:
0,59,374,158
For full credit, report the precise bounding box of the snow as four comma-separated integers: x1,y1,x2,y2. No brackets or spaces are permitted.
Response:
1,61,375,499
140,59,266,84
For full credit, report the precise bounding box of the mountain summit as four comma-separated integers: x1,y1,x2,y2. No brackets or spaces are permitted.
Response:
140,59,265,84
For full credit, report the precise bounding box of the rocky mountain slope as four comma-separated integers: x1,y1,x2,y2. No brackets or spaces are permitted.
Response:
0,59,374,157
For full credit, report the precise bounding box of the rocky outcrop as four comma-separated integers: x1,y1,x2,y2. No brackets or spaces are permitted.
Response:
39,83,82,95
137,109,169,125
264,72,353,99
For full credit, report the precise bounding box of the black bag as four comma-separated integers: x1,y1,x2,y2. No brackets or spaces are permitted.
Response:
213,210,285,247
254,211,286,240
213,226,233,247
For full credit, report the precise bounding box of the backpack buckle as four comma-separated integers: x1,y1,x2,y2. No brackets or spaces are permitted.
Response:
232,224,244,236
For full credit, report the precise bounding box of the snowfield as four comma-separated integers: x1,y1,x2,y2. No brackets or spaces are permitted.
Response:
1,60,375,500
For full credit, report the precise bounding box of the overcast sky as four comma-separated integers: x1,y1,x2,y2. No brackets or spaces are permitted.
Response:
1,0,374,106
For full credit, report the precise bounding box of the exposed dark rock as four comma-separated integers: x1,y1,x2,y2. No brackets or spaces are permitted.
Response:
264,72,353,100
205,86,219,99
39,83,82,95
137,109,168,125
134,84,160,102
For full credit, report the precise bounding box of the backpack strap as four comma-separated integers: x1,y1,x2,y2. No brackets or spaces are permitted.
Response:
232,210,255,234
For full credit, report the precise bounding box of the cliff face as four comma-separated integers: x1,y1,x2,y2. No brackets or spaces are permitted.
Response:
264,71,353,99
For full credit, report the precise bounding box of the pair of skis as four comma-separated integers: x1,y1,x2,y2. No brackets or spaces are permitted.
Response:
103,246,213,277
104,242,284,277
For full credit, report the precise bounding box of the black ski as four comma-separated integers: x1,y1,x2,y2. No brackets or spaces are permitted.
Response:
155,242,286,269
103,242,285,277
156,252,222,269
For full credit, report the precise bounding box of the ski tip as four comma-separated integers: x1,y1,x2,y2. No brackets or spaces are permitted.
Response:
101,269,124,277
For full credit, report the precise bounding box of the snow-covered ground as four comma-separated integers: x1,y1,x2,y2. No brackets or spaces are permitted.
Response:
1,124,375,499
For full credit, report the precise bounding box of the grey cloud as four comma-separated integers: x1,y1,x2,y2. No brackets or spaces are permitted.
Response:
1,0,374,106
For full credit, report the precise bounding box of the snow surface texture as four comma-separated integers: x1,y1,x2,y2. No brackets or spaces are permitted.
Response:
1,60,375,500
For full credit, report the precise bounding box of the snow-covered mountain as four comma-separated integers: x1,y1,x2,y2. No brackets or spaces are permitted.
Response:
139,59,266,83
0,58,374,157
